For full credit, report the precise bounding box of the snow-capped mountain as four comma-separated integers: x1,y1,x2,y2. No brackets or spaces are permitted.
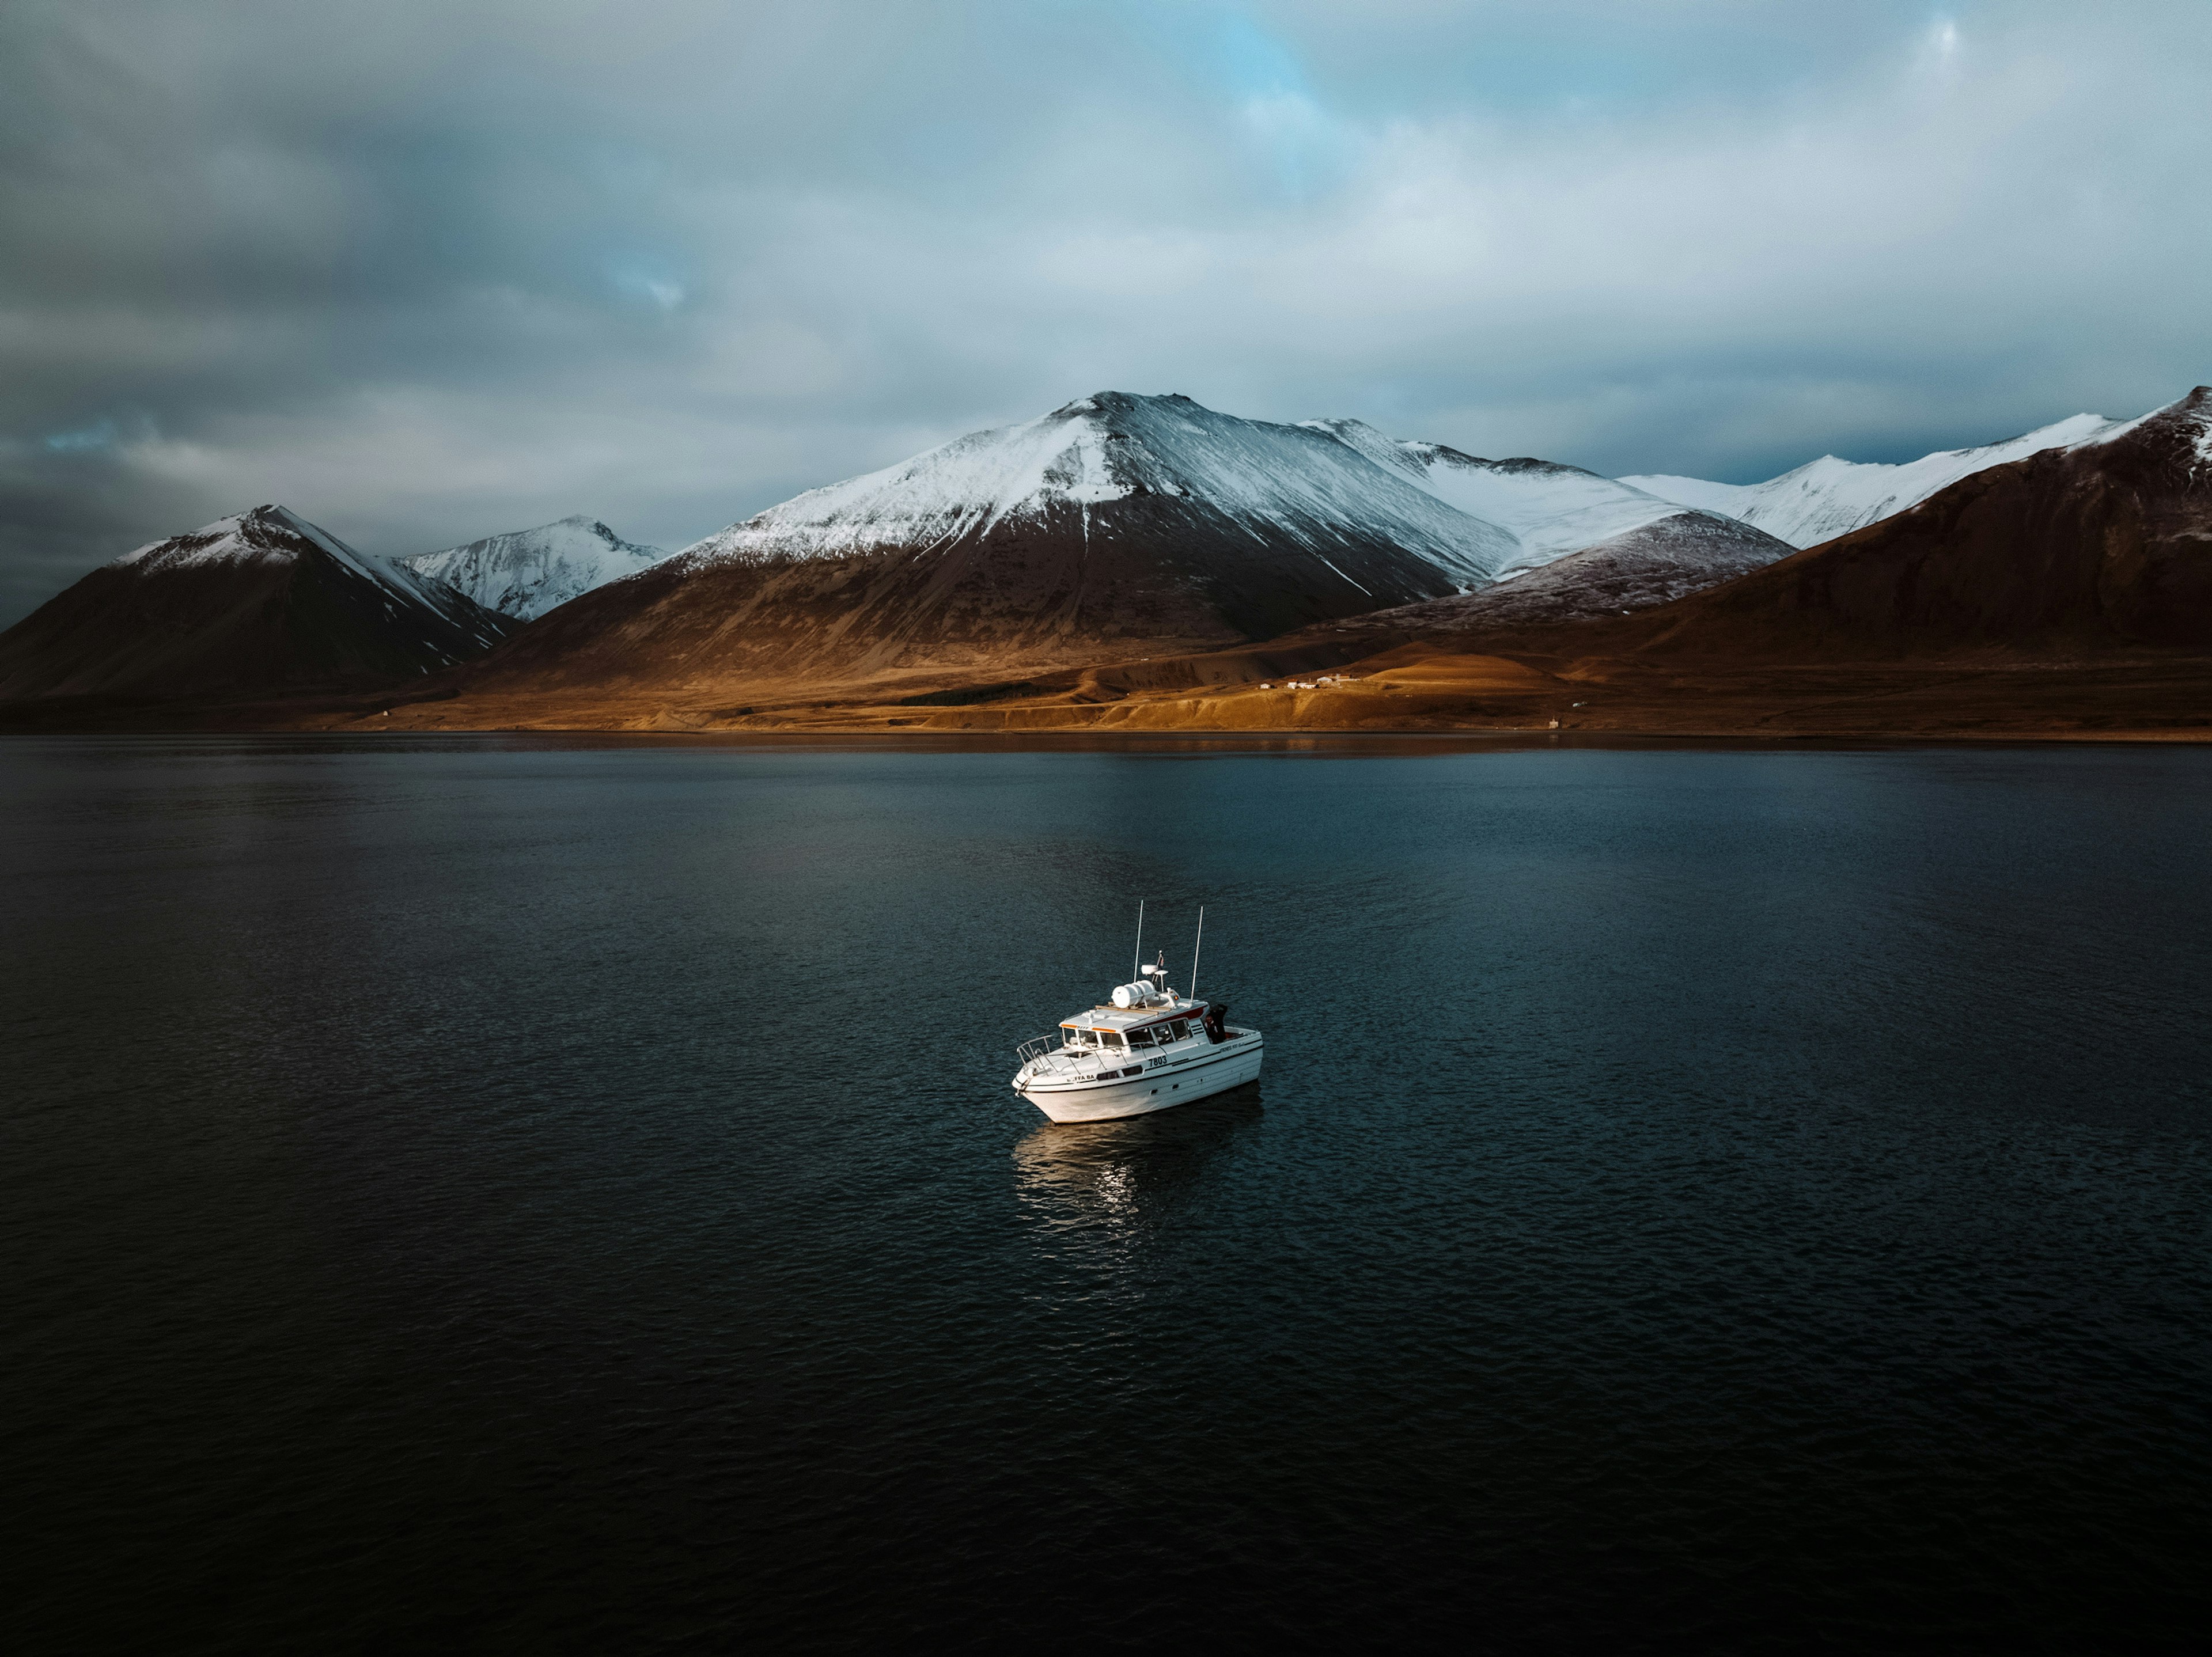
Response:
679,392,1516,595
407,515,665,620
473,393,1534,693
0,505,513,701
1641,388,2212,657
1624,412,2128,550
1301,418,1705,577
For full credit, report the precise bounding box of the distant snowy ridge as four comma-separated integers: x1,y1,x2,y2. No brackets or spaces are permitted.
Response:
680,389,2115,615
1301,418,1698,577
1624,412,2127,550
676,392,1517,587
407,515,665,620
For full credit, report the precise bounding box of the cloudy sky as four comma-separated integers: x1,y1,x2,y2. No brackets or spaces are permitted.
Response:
3,0,2209,623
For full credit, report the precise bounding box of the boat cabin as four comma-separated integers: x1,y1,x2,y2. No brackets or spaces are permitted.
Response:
1057,998,1222,1055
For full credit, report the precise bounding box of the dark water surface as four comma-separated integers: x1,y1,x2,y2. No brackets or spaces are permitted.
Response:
6,734,2211,1652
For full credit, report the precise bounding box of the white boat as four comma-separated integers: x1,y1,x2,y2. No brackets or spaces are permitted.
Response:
1012,907,1263,1123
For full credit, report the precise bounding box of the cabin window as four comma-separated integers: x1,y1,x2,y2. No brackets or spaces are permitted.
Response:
1103,1032,1126,1052
1062,1027,1086,1047
1127,1027,1156,1049
1169,1020,1190,1041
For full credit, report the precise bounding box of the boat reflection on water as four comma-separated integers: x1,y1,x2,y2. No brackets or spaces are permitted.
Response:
1011,1084,1264,1234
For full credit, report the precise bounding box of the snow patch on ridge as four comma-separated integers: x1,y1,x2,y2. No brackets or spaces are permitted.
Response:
1302,418,1689,577
1625,412,2127,549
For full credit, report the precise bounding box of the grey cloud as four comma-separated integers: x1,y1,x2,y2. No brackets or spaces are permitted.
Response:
3,0,2210,625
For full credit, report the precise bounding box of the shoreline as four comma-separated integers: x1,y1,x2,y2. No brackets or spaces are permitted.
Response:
6,722,2209,749
7,647,2209,745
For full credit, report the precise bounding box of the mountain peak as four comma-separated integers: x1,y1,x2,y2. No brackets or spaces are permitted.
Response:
2077,385,2212,455
3,505,511,700
113,502,380,577
404,514,666,620
2146,383,2212,443
675,389,1513,587
1051,390,1201,422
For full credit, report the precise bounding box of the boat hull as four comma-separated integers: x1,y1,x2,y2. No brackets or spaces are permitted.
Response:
1016,1033,1264,1123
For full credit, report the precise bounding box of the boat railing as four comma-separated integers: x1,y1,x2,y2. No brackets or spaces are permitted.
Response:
1016,1035,1085,1078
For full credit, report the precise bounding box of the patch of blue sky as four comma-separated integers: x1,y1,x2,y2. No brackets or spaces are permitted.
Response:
1109,1,1351,198
44,419,118,454
604,254,686,313
1212,0,1951,122
1209,9,1308,101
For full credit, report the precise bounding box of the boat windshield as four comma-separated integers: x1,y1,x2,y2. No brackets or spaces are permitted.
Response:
1061,1026,1093,1047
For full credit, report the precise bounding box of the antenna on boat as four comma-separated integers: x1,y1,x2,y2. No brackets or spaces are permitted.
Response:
1190,905,1204,1002
1132,899,1145,984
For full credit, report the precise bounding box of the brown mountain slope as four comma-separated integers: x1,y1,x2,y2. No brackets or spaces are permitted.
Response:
1634,387,2212,659
1257,507,1794,651
461,519,1243,702
461,498,1488,703
0,506,514,702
